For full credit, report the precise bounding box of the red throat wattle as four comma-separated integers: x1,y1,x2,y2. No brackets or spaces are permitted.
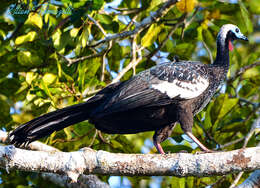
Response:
229,40,234,51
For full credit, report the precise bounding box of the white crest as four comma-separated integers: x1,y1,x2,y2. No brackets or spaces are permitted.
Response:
151,77,209,99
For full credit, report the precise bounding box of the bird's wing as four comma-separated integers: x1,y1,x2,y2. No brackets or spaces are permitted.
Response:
97,61,209,115
149,61,209,99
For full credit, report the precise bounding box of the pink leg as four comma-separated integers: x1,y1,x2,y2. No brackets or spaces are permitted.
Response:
153,140,165,154
186,131,214,153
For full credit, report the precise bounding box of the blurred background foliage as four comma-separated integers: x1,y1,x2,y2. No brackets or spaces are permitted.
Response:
0,0,259,187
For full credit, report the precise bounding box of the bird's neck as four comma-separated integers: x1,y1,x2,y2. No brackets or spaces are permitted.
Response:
213,36,230,70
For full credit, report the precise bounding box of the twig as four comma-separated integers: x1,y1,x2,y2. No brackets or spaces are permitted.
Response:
219,137,244,149
202,41,213,64
111,46,144,84
89,129,98,147
98,131,110,145
230,172,244,188
101,41,113,81
132,35,137,75
82,88,101,98
228,61,260,83
243,116,260,148
57,52,103,66
52,16,71,35
208,175,228,188
87,14,107,36
108,7,143,15
237,61,260,76
239,98,258,108
195,118,220,148
122,14,139,32
183,7,199,27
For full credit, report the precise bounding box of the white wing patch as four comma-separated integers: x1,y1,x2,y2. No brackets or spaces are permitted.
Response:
151,77,209,99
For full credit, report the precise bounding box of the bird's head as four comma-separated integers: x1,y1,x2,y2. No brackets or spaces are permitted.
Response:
217,24,248,51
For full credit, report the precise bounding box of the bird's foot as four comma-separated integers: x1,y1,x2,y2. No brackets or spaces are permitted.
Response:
195,149,216,154
153,141,166,154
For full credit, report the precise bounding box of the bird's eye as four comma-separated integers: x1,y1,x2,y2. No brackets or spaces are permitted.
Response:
235,28,239,33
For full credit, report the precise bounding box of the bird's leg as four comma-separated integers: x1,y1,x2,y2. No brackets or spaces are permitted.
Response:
178,104,214,153
185,131,213,153
153,123,176,154
153,139,165,154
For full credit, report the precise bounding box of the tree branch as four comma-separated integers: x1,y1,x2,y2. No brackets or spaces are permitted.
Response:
0,144,260,178
0,131,109,188
57,52,104,66
89,0,179,47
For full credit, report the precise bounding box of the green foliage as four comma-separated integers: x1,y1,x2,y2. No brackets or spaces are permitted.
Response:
0,0,259,187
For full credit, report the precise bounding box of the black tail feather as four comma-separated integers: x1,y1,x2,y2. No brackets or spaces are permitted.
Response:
9,102,94,146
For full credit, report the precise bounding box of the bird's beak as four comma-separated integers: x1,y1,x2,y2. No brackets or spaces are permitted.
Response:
240,35,248,41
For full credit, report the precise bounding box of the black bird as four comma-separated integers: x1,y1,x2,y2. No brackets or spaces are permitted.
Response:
9,24,248,154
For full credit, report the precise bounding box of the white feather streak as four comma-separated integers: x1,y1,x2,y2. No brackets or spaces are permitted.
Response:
151,77,209,99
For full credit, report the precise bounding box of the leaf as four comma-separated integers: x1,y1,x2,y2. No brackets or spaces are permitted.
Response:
249,0,260,14
70,28,79,37
43,73,57,85
15,31,37,45
239,1,253,33
40,80,54,102
92,0,104,10
146,0,163,12
52,29,61,49
81,27,89,48
238,82,258,98
202,28,214,48
204,102,213,130
242,67,260,79
209,9,220,19
197,26,203,41
96,14,112,24
210,94,239,126
172,43,196,59
111,140,123,149
17,51,43,66
26,72,36,85
176,0,197,13
64,127,73,140
141,24,162,47
25,13,43,29
163,145,193,153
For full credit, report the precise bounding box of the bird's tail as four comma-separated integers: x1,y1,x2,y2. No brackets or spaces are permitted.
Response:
9,101,95,146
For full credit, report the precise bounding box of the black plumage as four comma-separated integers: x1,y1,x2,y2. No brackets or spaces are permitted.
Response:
9,24,248,154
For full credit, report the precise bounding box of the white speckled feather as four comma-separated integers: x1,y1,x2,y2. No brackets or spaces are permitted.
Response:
151,76,209,99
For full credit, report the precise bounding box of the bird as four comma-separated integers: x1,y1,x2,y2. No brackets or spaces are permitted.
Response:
9,24,248,154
